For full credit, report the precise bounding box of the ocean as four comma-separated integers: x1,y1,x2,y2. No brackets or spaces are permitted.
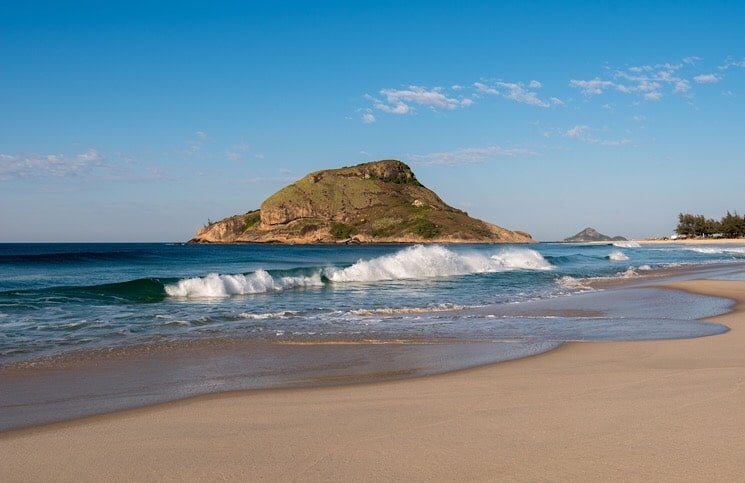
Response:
2,241,745,429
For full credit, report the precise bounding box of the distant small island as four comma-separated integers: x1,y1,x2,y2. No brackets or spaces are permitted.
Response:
563,227,627,243
190,160,535,244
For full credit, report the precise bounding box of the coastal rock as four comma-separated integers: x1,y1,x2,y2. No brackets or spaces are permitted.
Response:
190,160,536,244
563,227,627,243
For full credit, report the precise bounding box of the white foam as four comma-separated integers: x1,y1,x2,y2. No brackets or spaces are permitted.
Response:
557,276,590,289
325,245,552,283
618,267,638,278
686,246,745,255
238,311,297,319
608,250,630,261
612,241,641,248
165,269,323,298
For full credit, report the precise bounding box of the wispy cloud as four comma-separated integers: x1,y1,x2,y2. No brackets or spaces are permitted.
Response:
0,149,105,180
496,81,552,107
225,142,251,161
569,78,615,96
693,73,720,84
364,79,562,122
718,57,745,70
366,85,471,115
474,80,559,107
570,59,726,101
564,125,630,146
361,112,376,124
182,130,210,156
408,145,535,166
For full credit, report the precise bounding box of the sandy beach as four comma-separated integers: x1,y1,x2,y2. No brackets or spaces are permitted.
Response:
2,278,744,481
637,237,745,245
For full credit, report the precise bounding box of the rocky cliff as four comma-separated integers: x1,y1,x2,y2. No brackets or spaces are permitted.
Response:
190,160,535,244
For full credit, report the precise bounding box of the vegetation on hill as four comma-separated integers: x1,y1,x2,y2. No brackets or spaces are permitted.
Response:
675,212,745,238
190,160,535,244
563,227,626,243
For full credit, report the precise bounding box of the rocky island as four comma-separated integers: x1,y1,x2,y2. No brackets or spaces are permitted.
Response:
563,227,627,243
190,160,535,244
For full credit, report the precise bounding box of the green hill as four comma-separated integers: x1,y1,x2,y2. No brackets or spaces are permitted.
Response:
190,160,535,244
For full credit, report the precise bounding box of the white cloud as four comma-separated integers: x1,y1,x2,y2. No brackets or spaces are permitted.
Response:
674,80,691,93
364,79,560,122
77,149,105,163
564,125,630,146
570,59,734,101
195,131,208,140
370,85,470,115
570,78,615,96
474,82,499,96
693,73,719,84
719,58,745,70
409,145,534,166
496,82,551,107
0,150,106,180
565,125,589,140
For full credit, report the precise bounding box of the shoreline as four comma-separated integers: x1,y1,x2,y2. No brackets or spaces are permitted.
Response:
1,262,737,432
635,237,745,245
2,275,745,479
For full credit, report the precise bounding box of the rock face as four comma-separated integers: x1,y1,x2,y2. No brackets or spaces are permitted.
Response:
563,227,627,243
190,160,536,244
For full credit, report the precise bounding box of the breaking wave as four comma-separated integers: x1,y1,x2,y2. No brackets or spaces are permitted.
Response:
163,245,554,298
612,241,641,248
325,245,553,283
165,270,323,297
686,246,745,256
608,250,630,261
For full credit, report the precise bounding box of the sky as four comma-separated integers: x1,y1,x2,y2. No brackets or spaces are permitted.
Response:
2,1,744,242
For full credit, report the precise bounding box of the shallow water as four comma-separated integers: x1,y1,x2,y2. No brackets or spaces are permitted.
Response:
2,242,744,364
1,242,743,430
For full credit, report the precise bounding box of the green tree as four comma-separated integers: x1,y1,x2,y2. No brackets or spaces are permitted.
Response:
676,213,719,237
720,211,745,238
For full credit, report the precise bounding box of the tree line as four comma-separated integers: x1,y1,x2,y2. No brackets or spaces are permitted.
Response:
675,211,745,238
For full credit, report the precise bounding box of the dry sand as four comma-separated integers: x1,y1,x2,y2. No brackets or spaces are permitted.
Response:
1,279,744,481
637,237,745,245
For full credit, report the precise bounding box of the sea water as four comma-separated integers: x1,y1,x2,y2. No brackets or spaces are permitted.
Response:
1,242,743,364
1,242,744,430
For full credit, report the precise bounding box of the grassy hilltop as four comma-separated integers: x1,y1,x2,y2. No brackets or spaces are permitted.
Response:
190,160,535,244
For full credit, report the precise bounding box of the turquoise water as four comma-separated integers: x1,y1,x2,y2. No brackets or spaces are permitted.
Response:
2,242,743,365
2,241,744,430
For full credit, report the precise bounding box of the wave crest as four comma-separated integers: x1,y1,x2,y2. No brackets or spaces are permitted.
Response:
326,245,552,283
164,270,323,298
686,246,745,255
612,241,641,248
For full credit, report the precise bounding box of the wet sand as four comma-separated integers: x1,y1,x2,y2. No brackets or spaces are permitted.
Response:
1,278,744,480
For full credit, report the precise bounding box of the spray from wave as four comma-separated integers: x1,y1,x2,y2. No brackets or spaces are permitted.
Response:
612,241,641,248
608,250,630,261
325,245,553,283
165,270,323,297
164,245,554,298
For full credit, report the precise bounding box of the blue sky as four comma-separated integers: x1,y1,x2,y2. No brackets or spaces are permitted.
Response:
2,1,744,242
